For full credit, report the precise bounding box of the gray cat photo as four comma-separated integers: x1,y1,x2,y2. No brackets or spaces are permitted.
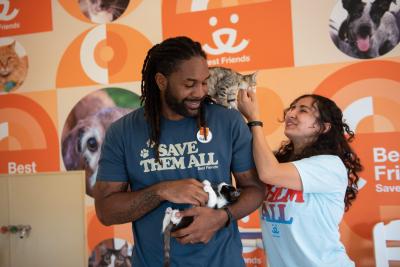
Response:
79,0,130,23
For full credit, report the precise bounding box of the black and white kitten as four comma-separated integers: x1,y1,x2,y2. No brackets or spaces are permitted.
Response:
162,180,240,267
79,0,130,23
208,67,257,110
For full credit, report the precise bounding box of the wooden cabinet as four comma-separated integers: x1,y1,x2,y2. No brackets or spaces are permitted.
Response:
0,171,86,267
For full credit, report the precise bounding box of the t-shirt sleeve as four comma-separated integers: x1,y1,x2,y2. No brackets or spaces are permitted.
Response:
230,110,255,173
292,155,347,193
96,121,129,182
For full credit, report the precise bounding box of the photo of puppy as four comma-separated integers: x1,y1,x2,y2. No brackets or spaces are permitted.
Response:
330,0,400,59
61,89,138,196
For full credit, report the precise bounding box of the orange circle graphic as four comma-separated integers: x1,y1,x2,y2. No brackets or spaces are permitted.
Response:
257,87,284,135
314,60,400,239
56,24,152,87
0,94,59,174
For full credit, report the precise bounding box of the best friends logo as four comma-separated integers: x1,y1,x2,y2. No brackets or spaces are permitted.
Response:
162,0,294,71
0,0,52,37
0,0,19,21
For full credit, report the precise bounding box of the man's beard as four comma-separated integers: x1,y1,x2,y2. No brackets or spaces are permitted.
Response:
164,86,204,118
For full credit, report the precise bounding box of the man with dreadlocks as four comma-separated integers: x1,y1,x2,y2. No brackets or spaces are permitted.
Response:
93,36,264,267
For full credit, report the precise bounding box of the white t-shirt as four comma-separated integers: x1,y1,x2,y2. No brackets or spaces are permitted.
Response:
260,155,355,267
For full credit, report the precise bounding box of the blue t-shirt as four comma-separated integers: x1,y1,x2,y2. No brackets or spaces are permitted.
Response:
261,155,354,267
97,102,254,267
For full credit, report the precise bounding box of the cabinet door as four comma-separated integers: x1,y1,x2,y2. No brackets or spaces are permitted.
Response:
0,177,10,267
5,171,86,267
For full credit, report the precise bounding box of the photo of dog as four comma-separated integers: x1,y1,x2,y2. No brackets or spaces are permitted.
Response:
61,89,138,196
330,0,400,59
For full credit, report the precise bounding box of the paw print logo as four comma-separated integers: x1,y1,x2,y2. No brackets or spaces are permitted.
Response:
146,139,155,148
140,149,149,159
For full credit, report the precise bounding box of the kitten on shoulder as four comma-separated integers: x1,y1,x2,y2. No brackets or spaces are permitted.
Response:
208,66,257,109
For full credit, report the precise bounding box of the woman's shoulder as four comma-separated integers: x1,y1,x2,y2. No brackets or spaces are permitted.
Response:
301,154,344,167
298,155,347,177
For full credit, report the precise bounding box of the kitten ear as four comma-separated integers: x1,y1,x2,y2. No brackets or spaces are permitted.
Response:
99,243,108,254
230,189,241,202
155,72,167,91
120,242,128,256
9,41,16,49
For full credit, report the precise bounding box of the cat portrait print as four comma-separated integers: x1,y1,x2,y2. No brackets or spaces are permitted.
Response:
207,66,257,109
78,0,130,24
88,238,132,267
0,39,28,93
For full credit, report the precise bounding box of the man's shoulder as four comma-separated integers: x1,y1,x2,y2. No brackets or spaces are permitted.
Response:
109,107,145,130
205,102,242,118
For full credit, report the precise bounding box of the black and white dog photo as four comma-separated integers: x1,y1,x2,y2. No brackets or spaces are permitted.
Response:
330,0,400,59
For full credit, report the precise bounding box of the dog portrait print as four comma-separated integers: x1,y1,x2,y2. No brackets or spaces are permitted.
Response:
330,0,400,59
61,88,139,196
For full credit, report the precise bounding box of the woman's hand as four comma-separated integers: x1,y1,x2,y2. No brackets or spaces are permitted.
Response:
237,89,260,122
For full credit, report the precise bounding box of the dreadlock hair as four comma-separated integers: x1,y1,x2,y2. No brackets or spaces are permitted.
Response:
140,36,212,161
275,94,363,211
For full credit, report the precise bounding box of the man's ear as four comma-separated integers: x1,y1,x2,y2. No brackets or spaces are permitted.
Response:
323,122,331,134
155,72,167,91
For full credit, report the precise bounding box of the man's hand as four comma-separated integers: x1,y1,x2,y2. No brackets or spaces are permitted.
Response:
158,179,209,206
170,206,228,244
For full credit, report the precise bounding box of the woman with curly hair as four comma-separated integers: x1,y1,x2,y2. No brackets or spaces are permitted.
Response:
237,91,362,267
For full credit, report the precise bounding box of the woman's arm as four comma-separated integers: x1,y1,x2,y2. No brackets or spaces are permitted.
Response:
237,89,302,190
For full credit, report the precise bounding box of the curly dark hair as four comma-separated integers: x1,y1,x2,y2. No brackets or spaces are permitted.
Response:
140,36,212,160
275,94,363,211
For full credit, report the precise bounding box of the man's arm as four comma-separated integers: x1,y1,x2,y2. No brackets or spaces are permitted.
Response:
93,179,209,226
227,167,265,221
171,168,265,244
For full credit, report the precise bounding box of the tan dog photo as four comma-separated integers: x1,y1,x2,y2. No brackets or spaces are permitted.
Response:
61,89,137,196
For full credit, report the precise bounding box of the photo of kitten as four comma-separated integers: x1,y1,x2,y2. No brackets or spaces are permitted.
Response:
207,66,257,109
89,238,132,267
0,39,28,93
78,0,130,24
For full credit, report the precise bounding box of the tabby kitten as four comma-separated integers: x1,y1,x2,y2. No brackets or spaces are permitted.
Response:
79,0,130,23
162,180,241,267
0,41,27,93
208,66,257,109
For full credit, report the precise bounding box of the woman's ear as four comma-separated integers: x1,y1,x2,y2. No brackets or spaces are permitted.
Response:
322,122,331,134
155,72,167,91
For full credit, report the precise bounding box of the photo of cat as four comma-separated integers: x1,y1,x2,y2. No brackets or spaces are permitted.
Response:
78,0,130,24
207,66,257,109
88,238,132,267
0,39,28,93
61,88,139,196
